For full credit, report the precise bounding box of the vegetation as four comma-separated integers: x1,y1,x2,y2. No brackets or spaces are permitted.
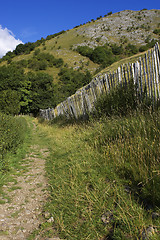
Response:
0,40,44,63
76,43,144,70
0,9,159,239
56,67,92,103
93,79,152,118
37,106,160,239
0,65,55,115
153,28,160,36
0,59,93,115
30,78,159,239
46,30,66,40
0,113,28,171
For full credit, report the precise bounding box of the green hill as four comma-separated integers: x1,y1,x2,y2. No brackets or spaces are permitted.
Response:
0,9,160,239
0,9,159,115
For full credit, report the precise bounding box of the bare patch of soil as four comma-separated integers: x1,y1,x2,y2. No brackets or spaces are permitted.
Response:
0,143,50,239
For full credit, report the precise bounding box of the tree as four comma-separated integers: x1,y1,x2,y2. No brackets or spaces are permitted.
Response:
0,65,25,91
76,46,93,58
27,72,55,115
91,46,115,67
0,90,20,115
58,68,92,101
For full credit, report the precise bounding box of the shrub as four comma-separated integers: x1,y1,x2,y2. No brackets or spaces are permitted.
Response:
76,46,93,58
153,28,160,35
0,90,21,115
125,44,138,55
139,45,148,52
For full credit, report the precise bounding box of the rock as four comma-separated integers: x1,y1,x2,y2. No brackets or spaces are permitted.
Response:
141,226,156,240
43,211,51,219
101,211,113,225
47,216,54,223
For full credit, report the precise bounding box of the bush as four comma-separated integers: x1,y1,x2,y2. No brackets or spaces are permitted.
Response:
76,46,93,58
139,45,148,52
125,44,138,55
0,90,21,115
153,28,160,35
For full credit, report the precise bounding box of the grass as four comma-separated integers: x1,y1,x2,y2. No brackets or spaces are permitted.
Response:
0,115,32,202
0,109,159,239
36,109,160,239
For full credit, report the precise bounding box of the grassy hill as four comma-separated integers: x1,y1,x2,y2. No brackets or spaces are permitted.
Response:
0,9,159,115
1,9,160,78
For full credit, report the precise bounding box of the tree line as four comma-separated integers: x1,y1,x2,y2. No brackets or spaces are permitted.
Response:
0,60,92,116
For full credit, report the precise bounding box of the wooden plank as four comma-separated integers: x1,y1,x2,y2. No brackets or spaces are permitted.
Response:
121,65,124,85
145,53,151,98
155,43,160,81
109,72,113,88
148,50,154,102
139,57,143,98
90,81,97,101
126,64,130,82
104,74,110,90
116,69,119,86
84,90,92,113
134,62,139,97
102,76,107,92
151,49,157,100
153,47,160,99
112,72,115,87
142,57,148,98
117,67,121,83
123,66,127,86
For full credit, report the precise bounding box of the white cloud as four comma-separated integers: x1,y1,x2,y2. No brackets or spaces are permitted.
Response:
0,25,23,58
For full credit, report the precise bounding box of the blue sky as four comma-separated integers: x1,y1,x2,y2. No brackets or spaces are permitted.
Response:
0,0,159,57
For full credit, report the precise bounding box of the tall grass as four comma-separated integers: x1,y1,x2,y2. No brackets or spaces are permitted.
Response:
0,112,28,171
36,78,160,239
38,108,160,239
93,79,152,118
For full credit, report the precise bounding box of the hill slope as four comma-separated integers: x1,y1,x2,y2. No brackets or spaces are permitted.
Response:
0,9,159,115
1,9,160,76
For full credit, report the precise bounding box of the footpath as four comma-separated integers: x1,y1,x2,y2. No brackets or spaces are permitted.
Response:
0,119,59,240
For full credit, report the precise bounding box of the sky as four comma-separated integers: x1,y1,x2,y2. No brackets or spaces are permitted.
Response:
0,0,159,57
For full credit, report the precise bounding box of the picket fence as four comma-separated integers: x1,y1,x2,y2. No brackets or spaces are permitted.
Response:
40,42,160,120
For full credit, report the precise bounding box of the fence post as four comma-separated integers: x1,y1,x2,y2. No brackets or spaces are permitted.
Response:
148,50,154,103
142,57,148,98
126,64,130,82
145,53,151,98
104,74,110,90
139,57,143,98
151,49,157,101
153,46,160,99
123,66,127,86
117,67,121,83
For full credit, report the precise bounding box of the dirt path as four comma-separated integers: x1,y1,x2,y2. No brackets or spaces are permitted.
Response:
0,121,57,240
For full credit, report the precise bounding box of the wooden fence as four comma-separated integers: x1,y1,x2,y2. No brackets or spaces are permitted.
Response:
40,42,160,120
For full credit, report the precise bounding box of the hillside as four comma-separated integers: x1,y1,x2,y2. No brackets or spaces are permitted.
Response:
0,9,160,115
1,9,160,75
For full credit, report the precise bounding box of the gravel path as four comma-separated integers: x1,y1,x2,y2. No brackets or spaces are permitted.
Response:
0,123,51,239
